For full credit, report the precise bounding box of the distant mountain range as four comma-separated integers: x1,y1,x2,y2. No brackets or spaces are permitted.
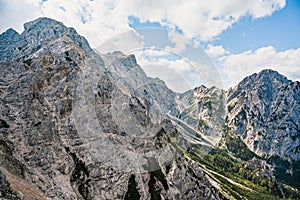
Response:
0,18,299,200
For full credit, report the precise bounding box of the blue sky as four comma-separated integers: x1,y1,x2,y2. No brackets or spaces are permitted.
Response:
0,0,299,90
124,0,300,90
214,0,300,53
128,0,300,54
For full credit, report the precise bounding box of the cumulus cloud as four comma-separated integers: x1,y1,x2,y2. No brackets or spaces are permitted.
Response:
218,46,300,88
164,31,192,53
205,44,230,58
122,0,286,40
135,50,202,92
97,29,144,54
135,48,223,92
1,0,296,92
0,0,286,46
142,63,193,93
40,0,131,48
139,47,172,58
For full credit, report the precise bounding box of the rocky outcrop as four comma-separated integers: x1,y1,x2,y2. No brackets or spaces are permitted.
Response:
0,18,222,200
176,69,300,161
176,85,225,146
1,17,299,200
225,69,300,160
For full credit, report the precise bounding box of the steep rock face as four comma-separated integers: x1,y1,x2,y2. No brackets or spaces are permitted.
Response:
101,51,178,116
177,85,225,145
0,17,93,62
226,69,300,160
0,17,90,199
173,69,300,161
1,17,299,199
0,18,222,200
0,28,21,60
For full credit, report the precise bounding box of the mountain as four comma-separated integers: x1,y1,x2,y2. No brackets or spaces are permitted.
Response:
171,70,300,198
0,18,222,200
176,85,225,146
226,69,300,160
0,17,299,200
176,69,300,159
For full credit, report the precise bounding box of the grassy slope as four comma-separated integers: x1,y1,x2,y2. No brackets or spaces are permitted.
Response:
170,129,300,200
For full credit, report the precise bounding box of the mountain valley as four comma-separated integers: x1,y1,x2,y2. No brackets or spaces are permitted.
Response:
0,18,299,200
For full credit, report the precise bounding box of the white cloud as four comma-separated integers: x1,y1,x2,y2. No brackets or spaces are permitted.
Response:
134,50,201,92
40,0,131,48
135,51,193,74
122,0,286,40
97,29,144,54
164,31,192,53
217,46,300,88
0,0,286,46
140,47,172,58
135,48,223,92
205,44,230,58
0,0,42,33
2,0,297,92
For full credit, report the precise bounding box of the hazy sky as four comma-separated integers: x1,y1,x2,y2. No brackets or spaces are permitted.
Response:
1,0,299,91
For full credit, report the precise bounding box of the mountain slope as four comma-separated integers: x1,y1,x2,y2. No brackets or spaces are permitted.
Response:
226,69,300,160
169,71,299,198
0,18,222,200
0,17,299,200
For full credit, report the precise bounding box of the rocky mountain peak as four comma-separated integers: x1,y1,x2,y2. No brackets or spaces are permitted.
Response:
225,68,300,160
109,52,138,70
227,69,291,103
1,17,299,199
23,17,65,32
240,69,290,89
255,69,291,87
0,28,21,61
21,17,80,44
0,28,20,41
24,17,92,52
0,17,93,61
0,18,224,200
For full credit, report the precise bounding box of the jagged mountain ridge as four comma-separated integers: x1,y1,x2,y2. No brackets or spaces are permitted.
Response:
225,69,300,160
0,18,94,61
0,17,299,199
0,18,222,200
177,69,300,160
175,68,300,197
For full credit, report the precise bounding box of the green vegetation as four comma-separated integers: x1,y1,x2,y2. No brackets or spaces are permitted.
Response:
183,146,286,199
172,103,300,199
222,127,257,161
23,58,32,69
169,125,300,199
267,155,300,190
227,102,236,112
197,118,209,131
207,171,284,200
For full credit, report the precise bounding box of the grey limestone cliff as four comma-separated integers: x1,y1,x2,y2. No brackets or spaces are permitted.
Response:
0,17,222,200
1,17,299,200
225,69,300,160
